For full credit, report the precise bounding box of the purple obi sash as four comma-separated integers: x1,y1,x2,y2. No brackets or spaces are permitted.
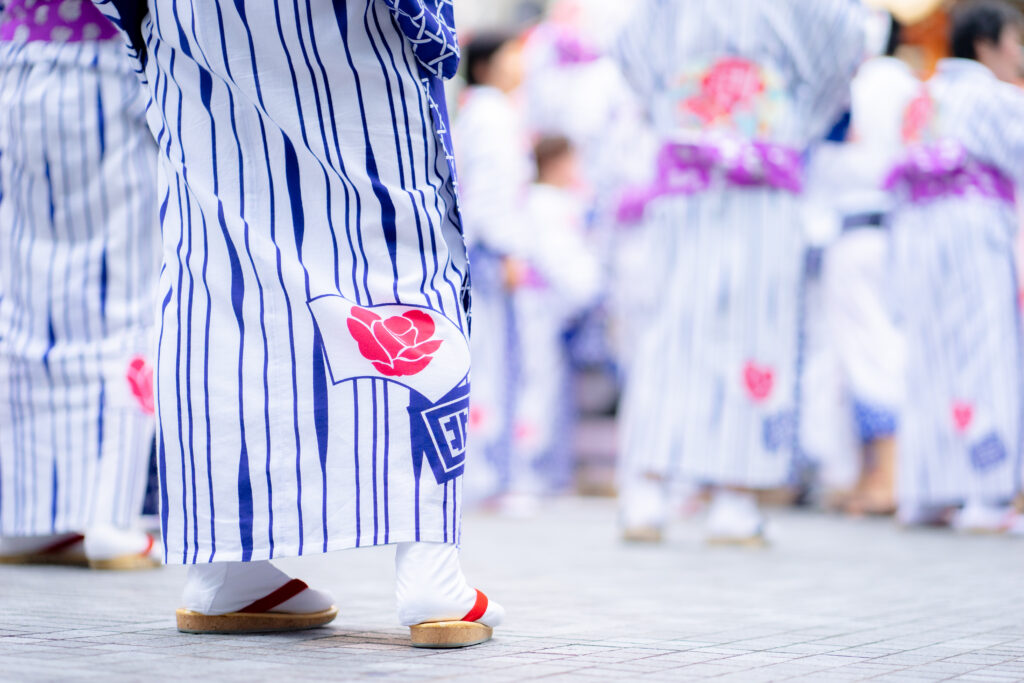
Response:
0,0,117,43
617,139,803,224
884,142,1015,205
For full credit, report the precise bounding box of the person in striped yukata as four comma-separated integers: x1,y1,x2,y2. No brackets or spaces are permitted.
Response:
887,0,1024,534
454,30,532,508
90,0,504,643
507,136,600,513
803,12,916,515
613,0,866,545
0,0,162,569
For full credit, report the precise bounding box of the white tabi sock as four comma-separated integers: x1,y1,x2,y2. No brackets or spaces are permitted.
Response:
182,561,335,616
706,489,765,539
619,473,668,530
83,525,161,562
395,542,505,628
953,500,1014,533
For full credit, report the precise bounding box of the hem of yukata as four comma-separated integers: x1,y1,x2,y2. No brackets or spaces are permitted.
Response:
164,530,460,565
681,470,796,491
0,501,149,536
898,490,1020,510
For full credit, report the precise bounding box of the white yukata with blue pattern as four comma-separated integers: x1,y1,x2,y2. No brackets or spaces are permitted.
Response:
0,3,160,536
614,0,865,489
454,84,532,502
889,58,1024,510
93,0,474,563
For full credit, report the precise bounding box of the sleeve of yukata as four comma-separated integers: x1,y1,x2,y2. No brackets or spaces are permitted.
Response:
377,0,460,79
457,102,530,258
797,0,867,143
981,84,1024,188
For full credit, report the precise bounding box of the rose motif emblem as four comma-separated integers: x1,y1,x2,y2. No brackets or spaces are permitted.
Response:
126,356,155,415
685,57,765,124
951,401,974,433
902,88,934,144
743,361,774,403
347,306,443,377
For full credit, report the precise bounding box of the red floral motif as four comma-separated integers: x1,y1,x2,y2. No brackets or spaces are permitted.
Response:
952,401,974,433
685,57,765,124
346,307,443,377
902,88,934,143
469,405,487,430
743,361,774,402
126,356,155,415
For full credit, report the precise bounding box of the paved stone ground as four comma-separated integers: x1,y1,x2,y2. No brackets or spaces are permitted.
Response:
2,498,1023,681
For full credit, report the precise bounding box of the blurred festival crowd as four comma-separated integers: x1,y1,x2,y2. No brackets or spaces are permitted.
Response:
0,0,1023,643
451,0,1024,543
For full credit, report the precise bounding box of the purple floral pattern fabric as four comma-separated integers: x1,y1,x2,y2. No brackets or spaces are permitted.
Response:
616,139,804,224
885,140,1015,205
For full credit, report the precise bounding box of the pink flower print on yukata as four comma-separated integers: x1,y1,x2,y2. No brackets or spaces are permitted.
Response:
743,361,774,403
684,57,766,125
126,356,155,415
902,87,936,144
347,307,443,377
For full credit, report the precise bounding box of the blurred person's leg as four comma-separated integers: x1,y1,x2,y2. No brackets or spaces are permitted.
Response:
823,227,904,515
505,288,570,516
0,27,160,569
671,189,804,545
616,212,680,542
464,250,516,506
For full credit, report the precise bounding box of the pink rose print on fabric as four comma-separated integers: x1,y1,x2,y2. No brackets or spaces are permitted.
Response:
346,306,443,377
685,57,765,124
126,356,155,415
952,401,974,434
743,361,774,403
902,88,934,144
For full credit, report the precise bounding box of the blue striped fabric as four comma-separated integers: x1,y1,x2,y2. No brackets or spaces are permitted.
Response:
0,39,160,535
92,0,471,563
891,59,1024,508
614,0,865,489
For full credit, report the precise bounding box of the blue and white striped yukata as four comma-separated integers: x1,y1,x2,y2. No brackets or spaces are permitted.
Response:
888,59,1024,510
93,0,473,562
454,85,532,502
614,0,864,489
0,2,160,536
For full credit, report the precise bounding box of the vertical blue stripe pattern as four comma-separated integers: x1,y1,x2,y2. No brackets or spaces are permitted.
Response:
0,39,160,535
91,0,469,562
891,59,1024,508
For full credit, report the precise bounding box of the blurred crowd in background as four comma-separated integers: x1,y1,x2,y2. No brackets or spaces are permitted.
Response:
449,0,1024,543
3,0,1024,571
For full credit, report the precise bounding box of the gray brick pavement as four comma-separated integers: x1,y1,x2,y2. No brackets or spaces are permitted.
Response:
1,499,1022,681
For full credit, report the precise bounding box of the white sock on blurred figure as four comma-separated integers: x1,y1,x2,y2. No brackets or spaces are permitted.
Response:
706,489,765,542
83,525,159,562
395,542,504,627
620,473,669,532
952,500,1015,533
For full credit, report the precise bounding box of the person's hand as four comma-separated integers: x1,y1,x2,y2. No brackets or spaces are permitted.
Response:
502,257,528,290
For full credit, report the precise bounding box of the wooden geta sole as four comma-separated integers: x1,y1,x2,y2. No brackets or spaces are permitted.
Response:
0,551,88,567
706,534,769,548
89,554,162,571
622,526,664,544
409,621,493,648
176,606,339,634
